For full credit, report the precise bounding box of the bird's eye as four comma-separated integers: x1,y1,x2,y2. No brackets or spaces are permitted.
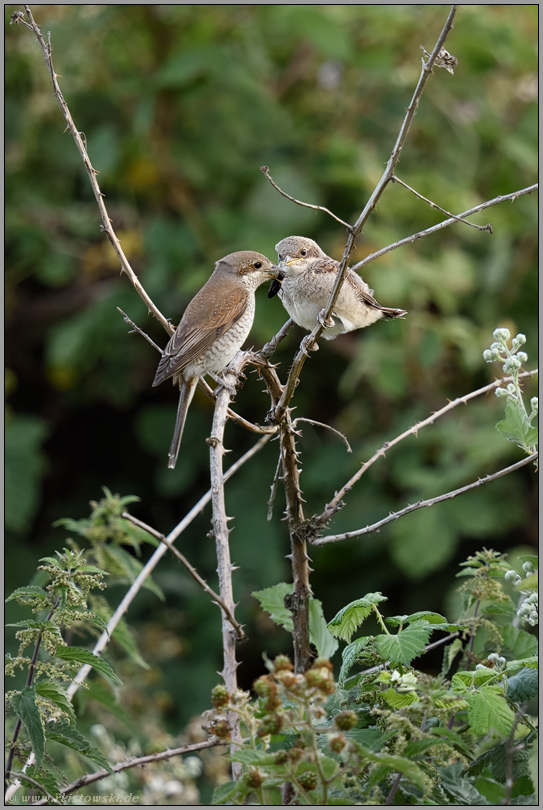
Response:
300,249,307,257
254,261,262,269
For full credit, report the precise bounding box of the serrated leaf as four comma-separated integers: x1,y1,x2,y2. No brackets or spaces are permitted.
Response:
53,645,122,685
228,749,277,765
496,400,533,446
467,686,515,737
212,780,239,805
507,667,538,702
12,687,45,768
308,598,339,659
44,719,113,773
404,737,443,758
5,585,48,603
78,565,109,575
440,762,490,805
253,583,294,631
328,593,387,642
506,656,538,674
110,616,150,669
501,625,538,660
381,687,418,708
375,622,432,666
25,767,62,803
338,637,372,685
452,667,498,688
35,681,76,724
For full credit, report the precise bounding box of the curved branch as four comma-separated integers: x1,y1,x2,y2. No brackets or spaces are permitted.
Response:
319,368,538,522
20,6,173,335
260,166,353,231
313,453,538,546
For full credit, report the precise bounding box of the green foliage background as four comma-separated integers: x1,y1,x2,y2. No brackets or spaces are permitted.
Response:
5,2,537,744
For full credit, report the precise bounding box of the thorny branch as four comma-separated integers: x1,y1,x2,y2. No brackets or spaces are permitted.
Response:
272,5,460,422
391,175,493,232
260,165,352,230
351,184,538,274
15,6,173,336
28,739,225,805
313,452,538,546
122,512,246,639
319,368,538,523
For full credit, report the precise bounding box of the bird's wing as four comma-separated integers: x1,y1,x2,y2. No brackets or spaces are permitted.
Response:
153,285,248,385
344,270,383,309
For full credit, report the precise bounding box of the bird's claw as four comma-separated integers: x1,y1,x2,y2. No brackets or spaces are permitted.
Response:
317,310,335,330
301,335,319,355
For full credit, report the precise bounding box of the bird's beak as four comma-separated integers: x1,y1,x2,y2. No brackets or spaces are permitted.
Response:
269,264,282,277
284,254,299,266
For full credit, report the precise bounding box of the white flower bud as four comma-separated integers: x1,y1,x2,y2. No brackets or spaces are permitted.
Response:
522,561,534,573
505,570,519,582
530,397,538,413
494,387,508,398
493,327,511,341
483,349,495,363
514,333,526,345
516,352,528,364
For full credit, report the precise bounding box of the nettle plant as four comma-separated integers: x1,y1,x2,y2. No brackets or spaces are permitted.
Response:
209,549,538,806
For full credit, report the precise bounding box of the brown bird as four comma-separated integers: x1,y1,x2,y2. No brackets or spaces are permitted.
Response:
153,251,279,469
269,236,407,340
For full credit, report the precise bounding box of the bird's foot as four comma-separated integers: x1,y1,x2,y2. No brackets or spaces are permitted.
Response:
317,309,335,330
301,335,319,355
209,372,238,396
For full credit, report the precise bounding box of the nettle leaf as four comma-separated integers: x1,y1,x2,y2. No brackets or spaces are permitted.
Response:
35,681,76,724
44,720,113,774
430,727,472,756
328,594,387,642
111,616,150,670
452,667,499,688
25,767,62,803
53,646,122,685
338,637,373,685
5,585,49,603
466,686,515,737
308,598,339,659
253,583,294,631
12,687,45,769
375,622,432,666
496,400,534,446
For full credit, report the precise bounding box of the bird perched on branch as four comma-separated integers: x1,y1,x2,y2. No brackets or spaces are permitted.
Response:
153,251,279,469
269,236,407,340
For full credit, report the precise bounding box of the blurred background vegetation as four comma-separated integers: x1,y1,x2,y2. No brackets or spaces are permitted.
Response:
5,3,537,796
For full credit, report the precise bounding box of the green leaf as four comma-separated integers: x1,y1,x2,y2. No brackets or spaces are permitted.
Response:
338,637,373,684
5,585,49,603
430,727,473,756
440,762,490,805
363,748,426,792
496,400,533,446
212,780,239,805
105,544,164,600
404,737,443,758
387,611,447,626
308,597,339,659
506,656,538,674
44,720,113,774
82,680,135,730
111,616,150,669
228,749,277,766
53,646,122,685
507,667,538,702
501,625,538,660
328,593,387,642
11,687,45,768
35,681,76,724
375,622,432,666
381,687,418,708
253,583,294,632
452,667,499,688
467,686,515,737
518,572,538,591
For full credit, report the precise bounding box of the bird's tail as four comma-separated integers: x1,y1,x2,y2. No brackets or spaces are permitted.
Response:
380,306,408,320
168,378,198,469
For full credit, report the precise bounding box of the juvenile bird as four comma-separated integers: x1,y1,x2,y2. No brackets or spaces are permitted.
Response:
269,236,407,340
153,251,278,469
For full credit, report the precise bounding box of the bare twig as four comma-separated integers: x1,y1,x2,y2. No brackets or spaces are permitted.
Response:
19,6,173,336
273,6,460,423
117,307,163,352
319,369,538,522
122,512,246,640
27,739,224,805
260,318,294,360
313,453,538,546
293,417,352,453
391,175,492,232
351,184,538,273
267,449,283,521
198,375,279,436
260,166,352,231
